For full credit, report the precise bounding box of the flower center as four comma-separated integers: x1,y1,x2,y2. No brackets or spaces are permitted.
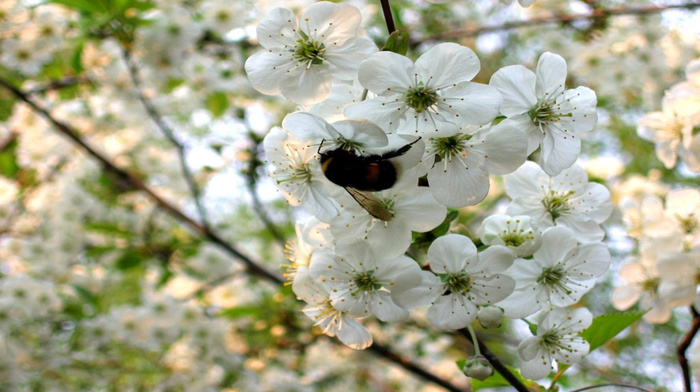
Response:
502,233,525,247
540,329,562,347
641,277,659,292
432,135,470,160
440,272,472,296
294,31,326,68
215,10,231,22
405,82,438,113
354,270,380,293
676,213,697,234
537,266,571,295
275,143,314,185
528,101,572,131
542,190,575,219
17,50,30,61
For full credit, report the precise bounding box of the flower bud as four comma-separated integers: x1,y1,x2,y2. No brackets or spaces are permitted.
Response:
477,305,504,329
463,355,493,381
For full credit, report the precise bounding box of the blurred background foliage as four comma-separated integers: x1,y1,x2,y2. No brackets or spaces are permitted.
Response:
0,0,698,390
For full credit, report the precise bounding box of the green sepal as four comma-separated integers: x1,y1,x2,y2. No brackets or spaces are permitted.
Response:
382,30,410,55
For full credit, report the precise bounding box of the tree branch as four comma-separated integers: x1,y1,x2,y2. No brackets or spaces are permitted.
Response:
380,0,397,34
0,76,465,392
121,47,212,231
367,343,466,392
0,76,282,285
678,306,700,392
243,131,288,250
25,76,92,95
459,329,530,392
414,2,700,43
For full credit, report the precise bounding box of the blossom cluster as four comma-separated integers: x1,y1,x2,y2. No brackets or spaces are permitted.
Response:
636,58,700,172
615,181,700,323
610,57,700,324
250,1,611,380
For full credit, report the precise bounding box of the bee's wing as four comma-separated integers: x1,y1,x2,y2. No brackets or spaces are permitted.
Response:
344,187,393,222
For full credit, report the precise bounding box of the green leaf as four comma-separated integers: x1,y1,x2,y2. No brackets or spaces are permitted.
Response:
470,364,542,391
115,249,142,270
528,321,538,336
46,0,108,14
0,96,15,122
581,311,645,352
219,305,263,319
382,30,410,55
0,138,19,179
206,91,229,118
71,40,85,74
84,221,134,239
72,284,98,305
433,209,458,236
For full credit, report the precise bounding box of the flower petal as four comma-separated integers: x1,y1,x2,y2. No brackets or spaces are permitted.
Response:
415,43,480,88
489,64,537,116
427,234,477,274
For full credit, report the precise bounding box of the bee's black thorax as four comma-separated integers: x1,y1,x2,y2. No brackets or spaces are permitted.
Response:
320,150,398,191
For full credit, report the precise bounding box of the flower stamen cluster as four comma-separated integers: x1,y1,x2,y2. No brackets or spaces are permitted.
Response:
542,190,575,219
405,82,439,113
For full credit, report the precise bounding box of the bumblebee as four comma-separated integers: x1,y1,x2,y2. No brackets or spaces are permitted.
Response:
318,138,421,221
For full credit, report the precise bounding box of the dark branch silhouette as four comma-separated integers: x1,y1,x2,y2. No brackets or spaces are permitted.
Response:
121,47,212,231
413,2,700,43
459,329,530,392
678,307,700,392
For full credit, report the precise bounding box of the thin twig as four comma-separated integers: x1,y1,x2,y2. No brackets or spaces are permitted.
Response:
244,131,287,249
414,2,700,43
0,77,465,392
25,76,92,95
121,47,212,230
380,0,396,34
568,383,657,392
678,307,700,392
367,343,465,392
459,329,530,392
0,76,282,285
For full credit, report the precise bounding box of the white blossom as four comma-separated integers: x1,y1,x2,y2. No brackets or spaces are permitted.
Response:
422,120,528,208
309,241,420,322
499,227,610,319
245,2,377,104
518,307,592,379
330,176,446,258
480,214,542,257
504,161,612,243
263,126,340,221
345,42,502,136
391,234,515,330
612,253,672,324
490,52,597,175
292,270,373,350
637,102,700,172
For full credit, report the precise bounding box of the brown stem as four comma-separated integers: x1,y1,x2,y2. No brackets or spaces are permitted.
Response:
243,131,288,250
121,47,212,231
25,76,92,95
678,307,700,392
414,2,700,43
380,0,396,34
569,383,656,392
367,343,466,392
459,329,530,392
0,77,282,285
